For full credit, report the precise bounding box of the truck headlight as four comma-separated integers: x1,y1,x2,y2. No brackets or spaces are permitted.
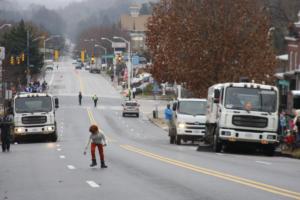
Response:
178,123,185,129
46,126,54,131
15,127,24,133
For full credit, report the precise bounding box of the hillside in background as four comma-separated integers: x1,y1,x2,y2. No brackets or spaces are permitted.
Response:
0,0,152,40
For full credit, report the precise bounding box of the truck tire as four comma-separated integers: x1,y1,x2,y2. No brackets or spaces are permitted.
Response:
50,132,58,142
264,145,275,156
176,135,181,145
213,134,222,152
170,136,175,144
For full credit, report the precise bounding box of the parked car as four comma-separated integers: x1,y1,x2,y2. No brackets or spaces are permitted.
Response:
122,100,140,117
85,64,90,70
45,64,54,70
75,62,82,69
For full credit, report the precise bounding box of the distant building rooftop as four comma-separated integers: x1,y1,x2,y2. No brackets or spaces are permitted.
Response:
120,15,151,32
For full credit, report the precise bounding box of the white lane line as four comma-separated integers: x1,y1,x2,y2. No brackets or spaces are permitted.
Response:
216,153,224,156
86,181,100,188
56,144,60,147
57,148,62,151
67,165,76,170
255,161,272,165
59,155,66,159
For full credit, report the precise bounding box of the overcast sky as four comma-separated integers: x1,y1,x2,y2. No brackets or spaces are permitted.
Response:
15,0,85,9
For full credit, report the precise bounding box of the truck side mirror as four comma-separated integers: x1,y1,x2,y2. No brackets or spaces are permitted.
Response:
214,90,220,103
54,98,59,108
172,102,177,111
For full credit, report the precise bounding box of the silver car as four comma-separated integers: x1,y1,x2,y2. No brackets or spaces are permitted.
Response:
122,100,140,117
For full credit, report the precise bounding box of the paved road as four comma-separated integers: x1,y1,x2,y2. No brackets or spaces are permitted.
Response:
1,57,300,200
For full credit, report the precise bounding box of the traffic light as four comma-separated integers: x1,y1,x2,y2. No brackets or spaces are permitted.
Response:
54,50,59,61
21,53,25,62
16,56,20,65
115,54,123,63
10,56,14,65
91,55,95,65
81,50,85,63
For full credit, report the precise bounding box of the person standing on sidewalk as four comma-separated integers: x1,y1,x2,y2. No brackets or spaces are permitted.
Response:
0,113,12,152
83,125,108,168
92,94,98,107
78,91,83,105
165,104,176,144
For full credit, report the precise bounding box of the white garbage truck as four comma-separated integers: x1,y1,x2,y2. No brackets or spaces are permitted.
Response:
205,82,279,155
170,98,207,145
13,93,59,142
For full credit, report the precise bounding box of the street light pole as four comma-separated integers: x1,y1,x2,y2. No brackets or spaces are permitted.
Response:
101,37,116,81
113,36,131,96
44,35,61,64
94,44,107,66
0,23,12,110
0,24,12,30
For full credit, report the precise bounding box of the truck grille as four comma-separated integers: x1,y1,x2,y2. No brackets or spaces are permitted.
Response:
232,115,268,128
185,122,205,130
22,116,47,124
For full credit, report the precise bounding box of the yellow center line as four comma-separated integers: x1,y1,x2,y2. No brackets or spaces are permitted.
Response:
86,108,116,143
73,70,85,93
120,144,300,200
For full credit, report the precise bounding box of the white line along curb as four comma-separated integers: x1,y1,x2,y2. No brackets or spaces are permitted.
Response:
255,161,272,165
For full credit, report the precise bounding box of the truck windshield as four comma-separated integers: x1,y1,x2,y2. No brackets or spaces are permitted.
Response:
178,101,206,115
15,96,52,113
225,87,277,112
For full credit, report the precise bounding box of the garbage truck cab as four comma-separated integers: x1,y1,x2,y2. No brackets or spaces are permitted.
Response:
205,82,279,155
13,93,59,142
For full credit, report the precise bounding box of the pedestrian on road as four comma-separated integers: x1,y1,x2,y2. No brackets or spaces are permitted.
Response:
165,104,176,144
110,74,114,82
83,125,108,168
78,91,82,105
0,114,12,152
92,94,98,107
132,87,136,99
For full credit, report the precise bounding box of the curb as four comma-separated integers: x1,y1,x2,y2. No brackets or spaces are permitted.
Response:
147,115,168,132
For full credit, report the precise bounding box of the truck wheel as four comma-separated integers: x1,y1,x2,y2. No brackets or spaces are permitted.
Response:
213,135,222,152
264,145,275,156
50,132,58,142
136,113,139,118
170,136,175,144
176,136,181,145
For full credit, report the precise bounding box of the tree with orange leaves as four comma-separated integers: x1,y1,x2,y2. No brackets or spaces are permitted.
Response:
146,0,277,97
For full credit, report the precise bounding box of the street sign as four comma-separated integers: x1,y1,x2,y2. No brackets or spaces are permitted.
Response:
0,47,5,60
132,56,139,65
278,79,289,87
112,42,126,48
152,81,159,94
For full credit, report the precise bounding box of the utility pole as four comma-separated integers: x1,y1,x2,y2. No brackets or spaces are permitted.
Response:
26,30,30,86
